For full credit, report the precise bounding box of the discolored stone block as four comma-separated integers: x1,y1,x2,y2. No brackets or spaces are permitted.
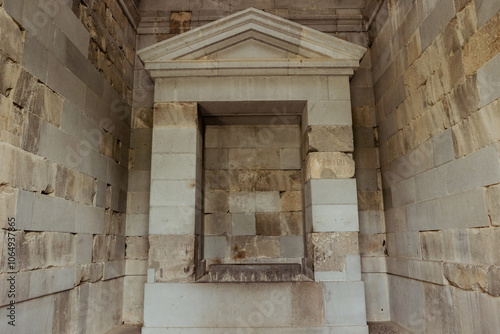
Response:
154,102,198,127
308,232,359,272
291,282,325,326
228,147,280,169
204,213,232,236
204,190,229,214
303,125,354,154
255,170,302,191
305,152,355,181
256,212,303,236
280,191,302,212
443,263,488,292
149,234,196,283
126,236,150,260
0,6,24,62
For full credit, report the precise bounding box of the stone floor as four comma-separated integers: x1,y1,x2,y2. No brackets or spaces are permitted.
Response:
105,322,413,334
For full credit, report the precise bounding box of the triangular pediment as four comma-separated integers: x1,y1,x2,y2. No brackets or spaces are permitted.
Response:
138,8,367,78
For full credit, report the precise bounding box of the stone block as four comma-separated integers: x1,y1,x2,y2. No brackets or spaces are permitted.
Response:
204,190,229,213
231,213,256,236
255,191,281,213
487,184,500,226
307,204,359,232
228,148,280,169
31,194,76,232
291,282,324,326
205,125,256,148
127,192,150,214
126,214,149,237
0,6,24,62
280,147,301,169
28,266,76,299
463,11,500,76
433,129,454,167
0,52,21,97
443,263,488,292
322,281,367,325
143,283,293,328
255,170,302,191
420,230,444,261
362,273,390,322
205,213,231,236
152,127,198,153
445,145,500,194
229,192,256,213
75,203,105,234
151,152,197,180
204,236,226,259
256,212,303,236
228,235,280,259
308,232,359,272
76,233,93,265
126,236,150,260
280,235,304,258
475,0,500,27
303,125,354,154
204,148,229,170
154,102,198,127
149,235,195,282
359,211,385,235
47,55,86,109
477,53,500,109
149,206,196,235
414,166,447,203
487,266,500,296
359,233,385,257
305,100,352,128
305,152,355,181
103,260,126,280
254,126,301,148
391,177,416,208
150,180,196,207
280,191,302,212
305,179,358,206
45,232,75,267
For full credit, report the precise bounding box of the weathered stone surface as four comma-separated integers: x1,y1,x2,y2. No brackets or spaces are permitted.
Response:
305,152,355,181
420,230,444,261
28,83,64,127
308,232,359,272
280,191,302,212
444,263,488,292
303,125,354,154
256,212,303,236
357,190,383,211
359,233,385,256
228,235,280,260
0,6,24,62
204,190,229,213
228,148,280,169
291,282,325,326
204,148,229,169
487,184,500,226
132,107,154,128
0,52,20,97
154,102,198,127
126,236,149,260
204,213,232,236
0,94,24,147
487,266,500,296
255,170,302,191
463,11,500,77
149,235,195,282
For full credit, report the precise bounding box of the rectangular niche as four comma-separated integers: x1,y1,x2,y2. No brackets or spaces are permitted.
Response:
201,121,308,282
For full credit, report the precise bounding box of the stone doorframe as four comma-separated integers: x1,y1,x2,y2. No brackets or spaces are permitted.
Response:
138,7,369,333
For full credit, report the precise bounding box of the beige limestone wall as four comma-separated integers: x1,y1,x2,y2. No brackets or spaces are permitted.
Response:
0,0,134,332
203,125,304,264
350,50,390,322
371,0,500,332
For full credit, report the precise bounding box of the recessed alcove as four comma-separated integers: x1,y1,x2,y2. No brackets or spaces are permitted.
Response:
197,101,309,282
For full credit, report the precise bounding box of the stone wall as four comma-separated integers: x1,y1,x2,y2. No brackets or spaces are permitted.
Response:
137,0,370,47
371,0,500,332
0,0,133,332
203,125,304,265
